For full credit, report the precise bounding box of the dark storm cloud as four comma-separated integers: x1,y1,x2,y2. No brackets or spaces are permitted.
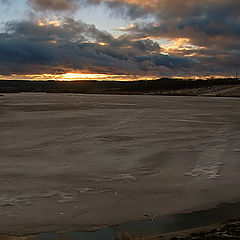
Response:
0,18,194,76
25,0,240,75
114,0,240,41
1,0,239,76
94,0,240,20
0,38,61,75
112,0,240,75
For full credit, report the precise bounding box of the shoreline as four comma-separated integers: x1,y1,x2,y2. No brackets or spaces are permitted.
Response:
1,90,240,98
1,220,240,240
0,201,240,239
1,89,240,98
141,219,240,240
1,79,240,98
1,221,240,240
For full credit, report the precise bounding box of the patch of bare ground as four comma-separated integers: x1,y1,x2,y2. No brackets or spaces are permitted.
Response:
116,219,240,240
166,219,240,240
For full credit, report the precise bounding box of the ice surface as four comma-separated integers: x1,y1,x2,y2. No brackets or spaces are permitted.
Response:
0,93,240,234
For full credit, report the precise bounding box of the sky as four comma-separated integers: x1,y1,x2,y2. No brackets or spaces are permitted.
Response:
0,0,239,80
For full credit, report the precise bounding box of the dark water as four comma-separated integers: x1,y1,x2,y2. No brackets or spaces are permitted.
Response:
19,201,240,240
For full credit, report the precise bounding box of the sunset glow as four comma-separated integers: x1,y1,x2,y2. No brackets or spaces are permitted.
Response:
0,73,158,81
0,0,239,80
55,73,133,81
37,19,61,27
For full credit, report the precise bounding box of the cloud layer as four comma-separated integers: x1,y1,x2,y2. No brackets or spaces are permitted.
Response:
28,0,78,11
0,17,195,76
0,0,239,78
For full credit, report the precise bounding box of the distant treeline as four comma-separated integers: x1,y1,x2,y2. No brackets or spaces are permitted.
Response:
0,78,239,94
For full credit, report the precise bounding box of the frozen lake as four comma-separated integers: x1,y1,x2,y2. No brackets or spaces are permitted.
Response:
0,93,240,234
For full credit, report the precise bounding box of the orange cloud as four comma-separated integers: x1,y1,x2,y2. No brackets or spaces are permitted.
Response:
37,19,61,27
160,38,205,56
0,72,159,81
